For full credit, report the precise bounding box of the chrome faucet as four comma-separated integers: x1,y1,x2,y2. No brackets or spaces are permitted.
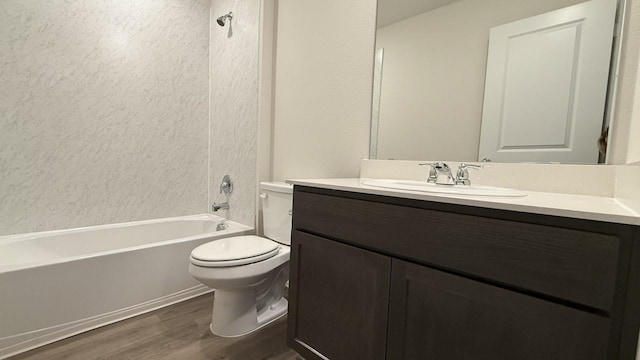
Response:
212,176,233,212
420,162,455,185
212,202,229,212
455,163,482,185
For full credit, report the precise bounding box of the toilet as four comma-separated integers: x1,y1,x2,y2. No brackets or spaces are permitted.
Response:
188,182,293,337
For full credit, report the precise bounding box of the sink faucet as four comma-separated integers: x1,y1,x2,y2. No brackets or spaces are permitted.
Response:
455,163,482,185
420,162,455,185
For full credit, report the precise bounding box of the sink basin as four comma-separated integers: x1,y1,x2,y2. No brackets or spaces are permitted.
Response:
360,179,527,197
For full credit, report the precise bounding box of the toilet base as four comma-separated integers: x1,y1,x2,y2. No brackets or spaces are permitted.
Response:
209,288,288,337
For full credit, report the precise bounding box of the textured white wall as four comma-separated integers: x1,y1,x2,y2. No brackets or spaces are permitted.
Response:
374,0,583,161
0,0,210,236
271,0,376,181
209,0,261,227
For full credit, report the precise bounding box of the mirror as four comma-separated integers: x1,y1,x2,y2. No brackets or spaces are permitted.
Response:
371,0,622,164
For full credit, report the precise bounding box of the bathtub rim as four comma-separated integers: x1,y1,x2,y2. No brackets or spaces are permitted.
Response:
0,213,253,274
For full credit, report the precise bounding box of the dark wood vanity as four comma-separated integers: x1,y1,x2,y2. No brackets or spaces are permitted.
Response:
287,185,640,360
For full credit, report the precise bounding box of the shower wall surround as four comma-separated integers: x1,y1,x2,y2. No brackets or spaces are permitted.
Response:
209,0,260,227
0,0,210,236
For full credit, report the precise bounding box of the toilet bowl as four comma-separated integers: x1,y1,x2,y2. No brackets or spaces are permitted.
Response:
188,182,293,337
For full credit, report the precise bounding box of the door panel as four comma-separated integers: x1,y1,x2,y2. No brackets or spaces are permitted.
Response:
479,0,616,163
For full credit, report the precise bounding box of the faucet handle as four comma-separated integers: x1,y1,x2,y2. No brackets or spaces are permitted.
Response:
455,163,482,185
419,162,449,168
419,163,439,183
220,175,233,195
459,163,482,170
419,162,452,183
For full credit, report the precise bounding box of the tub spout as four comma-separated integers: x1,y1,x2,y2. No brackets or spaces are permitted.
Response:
212,202,229,212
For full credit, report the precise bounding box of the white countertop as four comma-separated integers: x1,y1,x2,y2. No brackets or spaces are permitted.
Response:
287,178,640,226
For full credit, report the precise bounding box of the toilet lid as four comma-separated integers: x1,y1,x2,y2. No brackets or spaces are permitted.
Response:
190,236,280,267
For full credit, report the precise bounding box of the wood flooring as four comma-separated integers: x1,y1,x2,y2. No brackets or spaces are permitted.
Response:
10,293,302,360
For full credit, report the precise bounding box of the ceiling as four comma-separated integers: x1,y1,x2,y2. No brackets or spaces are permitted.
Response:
376,0,461,28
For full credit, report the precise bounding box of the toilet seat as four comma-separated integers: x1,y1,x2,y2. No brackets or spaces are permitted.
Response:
190,235,280,267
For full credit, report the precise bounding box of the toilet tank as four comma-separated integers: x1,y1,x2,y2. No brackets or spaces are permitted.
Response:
260,182,293,245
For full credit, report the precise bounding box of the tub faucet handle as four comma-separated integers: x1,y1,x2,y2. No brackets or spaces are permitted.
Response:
220,175,233,195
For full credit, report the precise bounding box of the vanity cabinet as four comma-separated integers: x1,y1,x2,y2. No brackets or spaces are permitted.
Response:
289,230,390,360
287,186,640,360
387,259,609,359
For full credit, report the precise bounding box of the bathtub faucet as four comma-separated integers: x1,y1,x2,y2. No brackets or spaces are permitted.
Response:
212,202,229,212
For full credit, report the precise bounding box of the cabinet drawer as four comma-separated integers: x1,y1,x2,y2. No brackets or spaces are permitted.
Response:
292,189,620,311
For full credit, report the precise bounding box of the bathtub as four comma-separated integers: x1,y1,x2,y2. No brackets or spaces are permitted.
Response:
0,214,252,359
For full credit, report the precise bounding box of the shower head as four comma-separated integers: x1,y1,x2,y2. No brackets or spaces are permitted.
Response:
217,12,233,26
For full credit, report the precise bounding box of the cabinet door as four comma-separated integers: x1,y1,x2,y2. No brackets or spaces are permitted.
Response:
387,260,611,360
288,230,391,360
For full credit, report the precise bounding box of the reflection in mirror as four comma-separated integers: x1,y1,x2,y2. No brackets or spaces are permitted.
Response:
371,0,623,164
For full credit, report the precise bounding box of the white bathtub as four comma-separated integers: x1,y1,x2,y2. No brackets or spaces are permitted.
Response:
0,214,252,359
